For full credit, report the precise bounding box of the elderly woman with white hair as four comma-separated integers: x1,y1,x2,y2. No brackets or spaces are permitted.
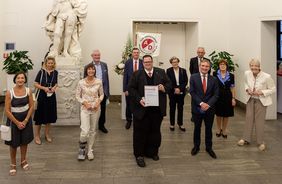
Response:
237,59,276,151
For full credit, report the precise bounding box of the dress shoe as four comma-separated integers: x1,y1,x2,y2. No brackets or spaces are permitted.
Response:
179,126,186,132
216,129,222,137
237,139,249,146
222,134,227,139
206,149,217,159
125,121,132,129
191,147,200,156
99,126,108,133
169,126,175,131
152,155,159,161
136,156,146,167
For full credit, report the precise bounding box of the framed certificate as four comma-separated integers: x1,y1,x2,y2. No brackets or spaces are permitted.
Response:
144,85,159,106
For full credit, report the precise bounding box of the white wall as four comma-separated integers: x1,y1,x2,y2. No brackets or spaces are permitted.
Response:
1,0,282,118
229,0,282,119
0,0,230,95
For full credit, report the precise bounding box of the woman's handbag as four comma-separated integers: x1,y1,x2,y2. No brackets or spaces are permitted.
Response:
0,112,11,141
34,69,43,110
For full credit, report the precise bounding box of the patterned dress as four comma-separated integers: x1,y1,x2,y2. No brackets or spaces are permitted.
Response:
5,88,34,148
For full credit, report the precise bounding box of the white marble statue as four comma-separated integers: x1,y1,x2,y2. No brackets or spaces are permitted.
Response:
44,0,87,60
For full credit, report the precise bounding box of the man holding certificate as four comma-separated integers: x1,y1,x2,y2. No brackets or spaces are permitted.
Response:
128,55,171,167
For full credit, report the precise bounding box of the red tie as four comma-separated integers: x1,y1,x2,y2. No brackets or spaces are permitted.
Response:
202,75,207,94
134,61,138,71
148,72,152,77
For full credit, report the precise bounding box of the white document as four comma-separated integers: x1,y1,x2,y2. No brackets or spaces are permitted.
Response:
144,85,159,106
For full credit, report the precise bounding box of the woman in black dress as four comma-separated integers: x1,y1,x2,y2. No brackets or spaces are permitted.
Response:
5,72,34,176
34,56,58,144
213,59,236,138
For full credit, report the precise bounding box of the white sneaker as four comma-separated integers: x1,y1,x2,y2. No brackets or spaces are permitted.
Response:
237,139,249,146
77,148,86,161
87,150,94,160
258,143,266,151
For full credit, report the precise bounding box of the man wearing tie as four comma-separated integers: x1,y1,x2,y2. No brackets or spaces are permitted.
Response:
189,59,219,159
189,47,210,75
123,48,143,129
128,55,171,167
85,50,110,133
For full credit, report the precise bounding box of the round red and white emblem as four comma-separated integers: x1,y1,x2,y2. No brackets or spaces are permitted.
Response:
139,36,158,55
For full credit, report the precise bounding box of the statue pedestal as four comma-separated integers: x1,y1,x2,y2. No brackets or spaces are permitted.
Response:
56,58,82,126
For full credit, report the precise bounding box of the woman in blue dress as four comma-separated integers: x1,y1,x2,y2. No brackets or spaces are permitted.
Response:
213,59,236,138
33,56,58,144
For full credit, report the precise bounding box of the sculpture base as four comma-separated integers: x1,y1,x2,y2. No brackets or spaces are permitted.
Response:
55,56,79,66
56,63,81,126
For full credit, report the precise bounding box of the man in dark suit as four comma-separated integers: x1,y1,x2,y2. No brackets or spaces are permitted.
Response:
85,50,110,133
128,55,171,167
123,48,143,129
189,59,219,159
189,47,210,75
166,56,188,131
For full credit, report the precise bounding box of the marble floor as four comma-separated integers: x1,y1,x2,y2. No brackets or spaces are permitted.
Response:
0,96,282,184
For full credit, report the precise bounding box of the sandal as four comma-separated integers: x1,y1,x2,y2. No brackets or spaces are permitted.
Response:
21,160,30,171
45,136,52,143
9,164,17,176
34,137,42,145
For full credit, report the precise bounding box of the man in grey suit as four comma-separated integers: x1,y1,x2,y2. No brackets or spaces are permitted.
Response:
85,50,110,133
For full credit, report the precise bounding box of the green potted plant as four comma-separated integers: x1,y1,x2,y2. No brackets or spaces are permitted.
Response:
3,50,33,74
2,50,33,90
208,51,239,72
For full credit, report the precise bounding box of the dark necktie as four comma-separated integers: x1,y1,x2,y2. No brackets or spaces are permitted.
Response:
134,60,138,71
202,74,207,94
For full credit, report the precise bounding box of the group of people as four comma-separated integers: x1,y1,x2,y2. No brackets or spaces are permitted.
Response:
3,47,276,174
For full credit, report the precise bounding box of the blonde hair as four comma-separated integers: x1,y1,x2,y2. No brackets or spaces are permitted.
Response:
249,58,260,67
44,56,56,70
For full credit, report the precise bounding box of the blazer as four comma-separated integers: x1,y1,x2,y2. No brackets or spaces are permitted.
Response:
166,67,188,95
189,57,211,75
189,73,219,114
244,70,275,106
84,61,110,97
123,58,143,92
128,67,172,120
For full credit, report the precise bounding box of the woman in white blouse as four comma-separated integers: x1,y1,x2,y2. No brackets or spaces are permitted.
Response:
237,59,275,151
76,63,104,160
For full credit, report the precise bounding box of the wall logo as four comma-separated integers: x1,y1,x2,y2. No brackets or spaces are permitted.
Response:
136,32,161,57
139,36,158,55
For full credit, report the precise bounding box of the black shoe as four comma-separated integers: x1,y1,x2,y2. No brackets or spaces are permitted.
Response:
136,156,146,167
179,126,186,132
169,126,175,131
191,147,200,156
152,155,159,161
99,126,108,133
222,134,227,139
125,121,132,129
216,129,222,137
206,149,217,159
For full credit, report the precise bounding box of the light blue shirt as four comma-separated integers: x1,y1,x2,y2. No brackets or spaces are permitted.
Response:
94,62,102,81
